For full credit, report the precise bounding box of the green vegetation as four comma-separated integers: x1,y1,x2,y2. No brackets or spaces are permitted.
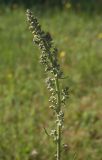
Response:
0,7,102,160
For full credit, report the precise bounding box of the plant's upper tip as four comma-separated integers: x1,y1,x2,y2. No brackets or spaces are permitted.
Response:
26,9,31,14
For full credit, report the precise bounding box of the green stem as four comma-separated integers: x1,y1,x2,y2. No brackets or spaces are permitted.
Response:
57,124,61,160
55,77,61,160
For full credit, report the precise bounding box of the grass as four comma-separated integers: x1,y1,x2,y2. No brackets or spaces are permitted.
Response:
0,7,102,160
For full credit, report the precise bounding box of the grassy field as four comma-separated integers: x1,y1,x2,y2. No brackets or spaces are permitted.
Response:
0,6,102,160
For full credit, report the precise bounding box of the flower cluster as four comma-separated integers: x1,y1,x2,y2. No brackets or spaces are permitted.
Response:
50,129,57,142
61,87,69,105
26,9,62,78
26,9,69,159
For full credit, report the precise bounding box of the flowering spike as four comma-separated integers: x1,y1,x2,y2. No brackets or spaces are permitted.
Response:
26,9,69,160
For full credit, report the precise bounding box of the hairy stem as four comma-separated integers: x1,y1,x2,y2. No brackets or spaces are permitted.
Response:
55,77,61,160
57,125,61,160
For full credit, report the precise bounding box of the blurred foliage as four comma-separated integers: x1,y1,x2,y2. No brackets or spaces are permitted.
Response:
0,0,63,7
69,0,102,13
0,0,102,13
0,7,102,160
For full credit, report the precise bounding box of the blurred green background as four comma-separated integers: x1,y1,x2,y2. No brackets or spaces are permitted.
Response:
0,1,102,160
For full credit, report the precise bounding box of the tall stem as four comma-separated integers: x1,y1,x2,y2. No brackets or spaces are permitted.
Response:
55,77,61,160
26,10,68,160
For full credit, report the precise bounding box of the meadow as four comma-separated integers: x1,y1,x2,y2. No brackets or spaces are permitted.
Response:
0,6,102,160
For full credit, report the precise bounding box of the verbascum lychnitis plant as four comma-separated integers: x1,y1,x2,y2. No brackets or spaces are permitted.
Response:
26,9,69,160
